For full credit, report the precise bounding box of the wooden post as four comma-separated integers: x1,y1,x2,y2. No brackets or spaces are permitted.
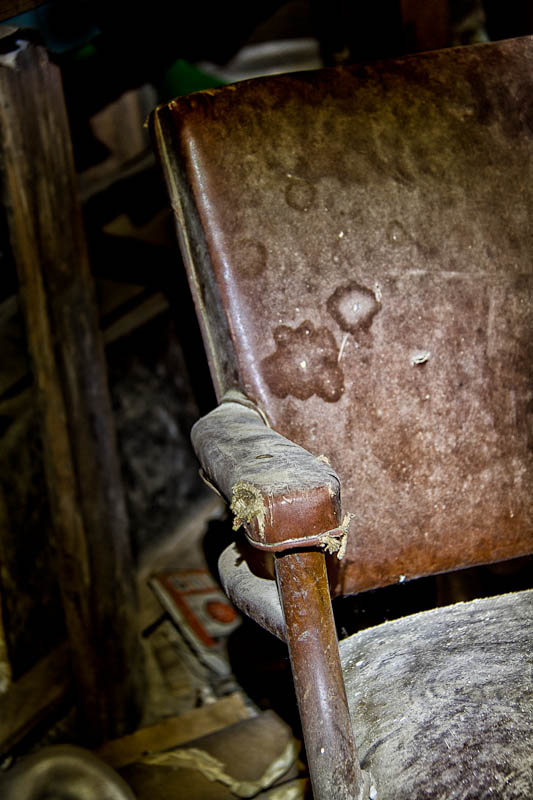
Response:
0,35,144,742
0,2,45,22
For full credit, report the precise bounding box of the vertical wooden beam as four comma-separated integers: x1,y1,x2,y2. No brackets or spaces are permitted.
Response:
0,2,45,23
0,541,11,693
0,36,144,742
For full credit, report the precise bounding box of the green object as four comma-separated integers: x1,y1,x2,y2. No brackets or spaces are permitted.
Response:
72,43,97,61
161,58,224,101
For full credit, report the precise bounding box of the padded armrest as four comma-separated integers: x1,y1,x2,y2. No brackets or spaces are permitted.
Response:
191,392,350,554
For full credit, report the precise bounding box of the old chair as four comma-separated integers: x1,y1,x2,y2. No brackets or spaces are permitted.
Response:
151,36,533,799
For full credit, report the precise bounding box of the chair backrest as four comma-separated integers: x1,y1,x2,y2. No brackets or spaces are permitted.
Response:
152,36,533,596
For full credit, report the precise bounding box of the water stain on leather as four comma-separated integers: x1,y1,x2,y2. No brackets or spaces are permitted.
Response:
261,321,344,402
373,423,420,484
386,220,410,247
237,238,267,277
327,282,381,334
285,177,316,212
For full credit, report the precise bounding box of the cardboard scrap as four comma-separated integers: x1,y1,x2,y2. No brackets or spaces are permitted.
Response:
97,692,252,769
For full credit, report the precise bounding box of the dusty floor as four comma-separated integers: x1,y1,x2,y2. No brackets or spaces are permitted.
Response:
0,493,308,799
117,494,308,798
1,483,531,799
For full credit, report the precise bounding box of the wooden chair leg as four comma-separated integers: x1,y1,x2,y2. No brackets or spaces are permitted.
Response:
275,550,366,800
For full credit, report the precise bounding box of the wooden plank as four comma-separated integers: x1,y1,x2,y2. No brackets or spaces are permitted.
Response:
103,290,168,345
0,643,70,755
97,693,253,769
0,296,28,398
0,391,67,679
0,574,11,694
0,1,45,23
0,287,167,400
0,40,144,743
120,710,301,800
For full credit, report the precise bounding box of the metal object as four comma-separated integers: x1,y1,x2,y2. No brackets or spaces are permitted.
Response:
0,745,136,800
276,550,365,800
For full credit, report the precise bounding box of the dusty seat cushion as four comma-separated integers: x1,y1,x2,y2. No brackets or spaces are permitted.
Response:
340,589,533,800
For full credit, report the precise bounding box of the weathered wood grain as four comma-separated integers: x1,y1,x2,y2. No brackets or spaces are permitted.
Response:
0,1,44,23
0,396,65,679
0,40,144,742
0,643,70,755
97,693,252,769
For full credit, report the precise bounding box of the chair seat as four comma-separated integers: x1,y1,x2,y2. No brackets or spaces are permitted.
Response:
340,589,533,799
220,544,532,796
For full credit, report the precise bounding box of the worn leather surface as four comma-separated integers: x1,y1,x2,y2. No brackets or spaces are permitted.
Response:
153,37,533,594
218,542,285,640
341,589,533,799
192,399,343,550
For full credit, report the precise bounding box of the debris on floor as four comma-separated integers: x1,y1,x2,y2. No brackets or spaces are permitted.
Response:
149,568,241,677
0,490,307,799
120,709,306,800
97,693,253,770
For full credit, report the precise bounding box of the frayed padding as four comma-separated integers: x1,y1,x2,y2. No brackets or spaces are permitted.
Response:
231,481,266,540
320,513,353,560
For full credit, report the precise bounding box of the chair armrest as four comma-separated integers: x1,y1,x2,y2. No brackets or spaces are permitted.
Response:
191,393,349,554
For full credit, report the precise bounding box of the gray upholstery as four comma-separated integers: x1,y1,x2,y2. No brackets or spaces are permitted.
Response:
219,542,532,798
340,590,533,799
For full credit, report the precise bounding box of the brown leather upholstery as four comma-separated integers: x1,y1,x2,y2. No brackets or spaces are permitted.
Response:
152,36,533,596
